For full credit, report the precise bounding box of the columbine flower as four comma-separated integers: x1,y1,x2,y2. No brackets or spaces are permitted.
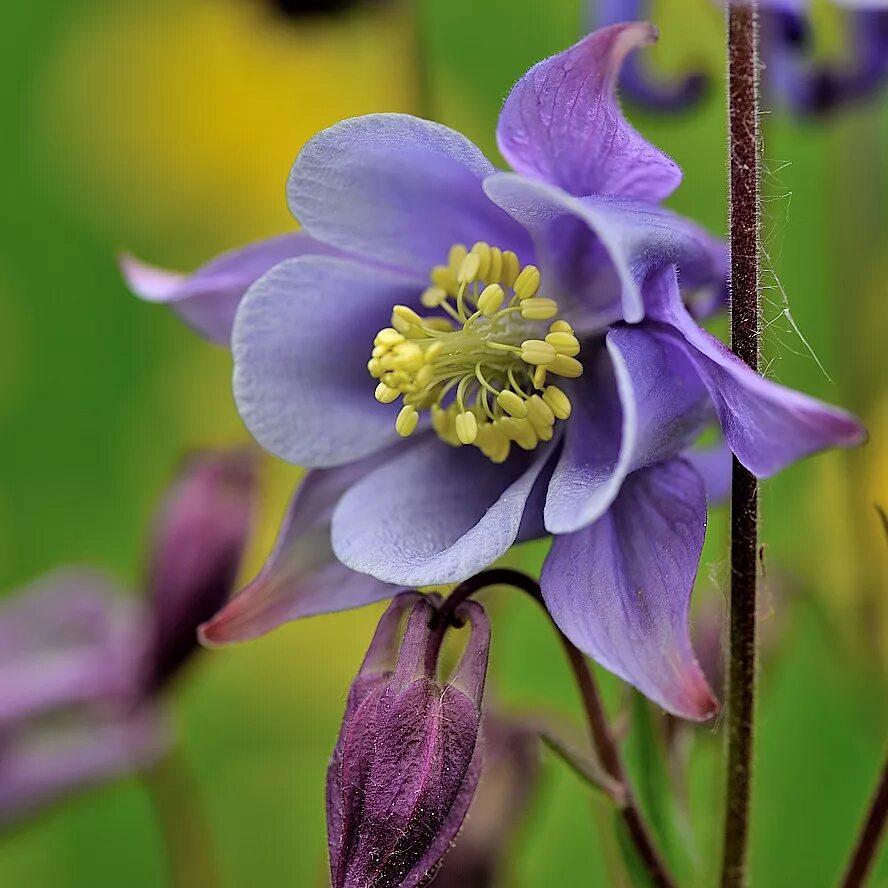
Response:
327,593,489,888
591,1,888,115
0,570,161,827
124,23,863,719
0,450,256,826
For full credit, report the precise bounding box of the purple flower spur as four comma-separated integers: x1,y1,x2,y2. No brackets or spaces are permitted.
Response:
124,23,864,719
591,0,888,115
327,592,489,888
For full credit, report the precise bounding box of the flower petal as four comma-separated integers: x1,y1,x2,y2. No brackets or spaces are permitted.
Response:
646,268,866,477
332,437,555,586
544,327,711,535
120,233,340,345
483,172,725,325
0,570,143,729
200,454,404,646
287,113,532,275
541,458,718,720
496,23,682,201
683,438,732,504
233,254,422,468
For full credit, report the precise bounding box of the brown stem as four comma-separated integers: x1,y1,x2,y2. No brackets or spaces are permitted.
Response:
839,746,888,888
721,3,762,888
437,569,677,888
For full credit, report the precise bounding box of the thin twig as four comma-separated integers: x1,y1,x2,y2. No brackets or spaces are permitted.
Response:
437,569,677,888
839,747,888,888
721,3,762,887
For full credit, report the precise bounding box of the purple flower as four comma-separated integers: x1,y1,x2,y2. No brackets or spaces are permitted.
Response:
327,593,489,888
590,2,888,115
0,570,163,827
0,451,257,826
125,24,863,719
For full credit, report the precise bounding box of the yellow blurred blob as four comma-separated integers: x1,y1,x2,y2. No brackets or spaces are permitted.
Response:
37,0,419,247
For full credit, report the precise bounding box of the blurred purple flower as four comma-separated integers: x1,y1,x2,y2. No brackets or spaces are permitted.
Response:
0,451,257,826
327,593,489,888
124,24,863,719
590,1,888,115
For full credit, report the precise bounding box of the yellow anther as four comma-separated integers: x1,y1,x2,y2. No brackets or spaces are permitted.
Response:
374,328,404,348
393,305,423,328
477,283,505,316
448,243,468,272
549,319,574,335
422,286,448,307
369,242,583,461
425,341,444,360
549,354,583,379
414,364,434,390
520,298,559,321
513,265,541,300
520,339,557,366
488,247,503,284
431,266,457,291
542,385,572,420
455,411,478,445
545,331,581,356
424,318,453,334
501,251,521,288
497,390,528,418
470,242,492,281
391,344,424,371
396,405,419,437
375,382,400,404
458,252,481,284
526,395,555,433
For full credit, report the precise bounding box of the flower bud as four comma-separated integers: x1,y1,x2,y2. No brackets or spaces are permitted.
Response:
142,450,257,693
327,593,490,888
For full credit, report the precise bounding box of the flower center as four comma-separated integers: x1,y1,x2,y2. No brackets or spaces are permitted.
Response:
368,241,583,463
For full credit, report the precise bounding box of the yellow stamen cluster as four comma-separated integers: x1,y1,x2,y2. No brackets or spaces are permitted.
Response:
367,241,583,463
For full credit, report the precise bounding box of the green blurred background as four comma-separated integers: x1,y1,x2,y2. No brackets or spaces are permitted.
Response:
1,0,886,884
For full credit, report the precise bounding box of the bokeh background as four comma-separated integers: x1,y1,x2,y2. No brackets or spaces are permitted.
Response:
1,0,886,885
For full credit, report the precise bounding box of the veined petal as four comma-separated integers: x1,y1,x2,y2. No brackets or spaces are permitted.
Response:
683,437,732,504
287,113,532,275
646,268,866,477
483,173,725,325
331,437,556,587
545,328,711,535
200,454,405,646
496,23,682,201
232,255,423,468
541,458,718,721
121,233,340,345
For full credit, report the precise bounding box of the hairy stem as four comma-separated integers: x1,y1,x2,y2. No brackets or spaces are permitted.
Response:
839,745,888,888
438,569,677,888
722,3,761,887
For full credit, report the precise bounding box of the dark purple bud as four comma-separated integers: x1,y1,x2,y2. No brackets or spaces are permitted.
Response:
432,716,540,888
327,593,490,888
142,450,257,694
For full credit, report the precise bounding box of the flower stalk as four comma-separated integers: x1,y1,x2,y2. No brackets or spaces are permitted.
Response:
839,744,888,888
722,3,762,887
436,569,677,888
